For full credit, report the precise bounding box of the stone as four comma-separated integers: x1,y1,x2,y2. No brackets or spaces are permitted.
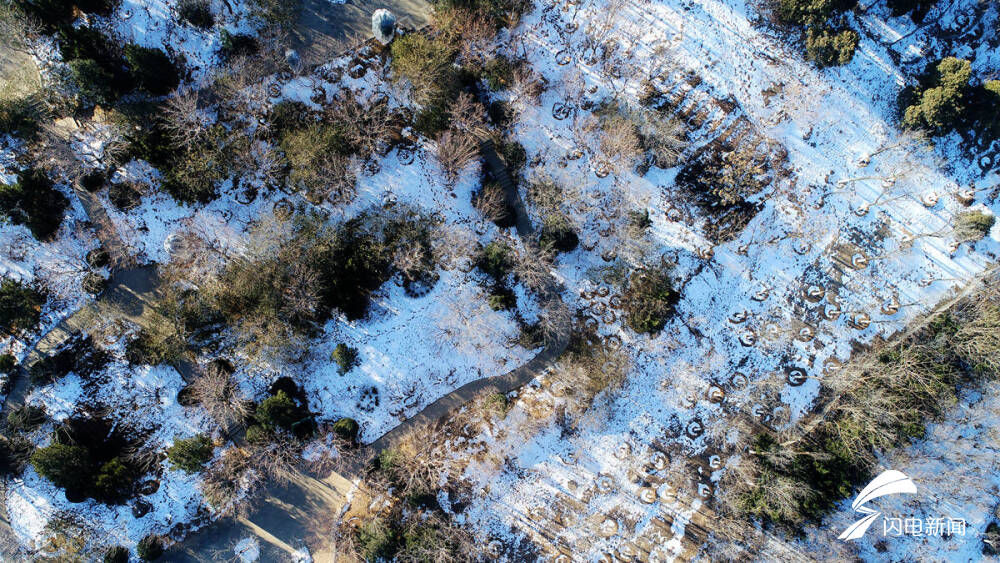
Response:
372,9,396,45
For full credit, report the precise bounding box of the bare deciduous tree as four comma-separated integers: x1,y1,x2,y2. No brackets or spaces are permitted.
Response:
436,129,479,187
188,363,252,430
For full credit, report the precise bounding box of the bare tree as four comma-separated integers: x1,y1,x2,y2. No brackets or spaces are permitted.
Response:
188,363,252,430
161,88,213,150
436,129,479,187
513,242,555,295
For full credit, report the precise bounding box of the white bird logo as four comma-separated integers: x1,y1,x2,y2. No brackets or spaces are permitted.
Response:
838,470,917,541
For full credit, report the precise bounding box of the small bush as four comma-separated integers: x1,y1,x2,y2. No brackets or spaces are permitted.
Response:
80,170,107,192
136,535,164,561
901,57,971,133
804,27,858,67
482,55,516,91
69,59,118,104
0,168,69,240
30,443,95,494
108,181,142,211
487,286,516,311
955,210,995,243
245,424,271,444
86,248,110,268
628,209,652,231
0,96,45,139
331,343,360,375
539,213,578,253
332,417,359,443
0,278,45,336
177,0,214,28
103,545,129,563
0,353,15,374
7,404,47,431
256,390,306,431
279,122,352,194
166,434,214,473
623,267,679,334
29,334,110,384
125,328,185,366
124,44,180,96
219,30,258,61
357,518,399,561
414,101,452,138
475,240,513,283
93,456,136,503
83,271,108,295
389,33,458,105
0,434,34,476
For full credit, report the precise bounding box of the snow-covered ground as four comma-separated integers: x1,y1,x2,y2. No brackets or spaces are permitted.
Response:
4,0,999,556
452,0,1000,559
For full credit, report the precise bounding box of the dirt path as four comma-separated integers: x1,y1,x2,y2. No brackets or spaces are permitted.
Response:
291,0,432,67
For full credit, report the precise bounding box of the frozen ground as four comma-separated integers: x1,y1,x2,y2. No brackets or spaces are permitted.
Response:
452,0,1000,559
4,0,999,557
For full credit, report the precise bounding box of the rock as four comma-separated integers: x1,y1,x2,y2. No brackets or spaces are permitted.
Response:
372,9,396,45
132,499,153,518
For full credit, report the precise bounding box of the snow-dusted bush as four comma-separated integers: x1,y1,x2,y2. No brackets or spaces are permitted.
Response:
332,343,360,375
136,534,164,561
0,168,69,240
166,434,214,473
804,27,858,67
124,44,179,96
389,33,458,106
177,0,214,29
539,212,579,254
955,210,995,243
0,277,45,336
623,266,679,334
103,545,129,563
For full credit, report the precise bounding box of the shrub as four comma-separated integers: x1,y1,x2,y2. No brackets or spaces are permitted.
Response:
357,518,399,561
86,247,110,268
80,169,107,192
628,209,652,231
124,44,180,96
125,328,185,366
93,457,136,503
955,210,995,243
389,33,458,105
7,404,46,431
804,27,858,67
68,59,117,104
219,29,258,61
0,353,15,374
413,101,451,137
83,271,108,294
332,343,360,375
488,287,516,311
279,122,352,195
30,443,95,494
0,434,34,476
886,0,936,22
245,424,271,443
103,546,129,563
58,25,119,64
166,434,214,473
539,213,578,253
107,181,142,211
0,96,45,139
0,278,45,336
136,535,164,561
256,391,305,431
28,334,110,384
482,55,516,90
177,0,213,28
0,168,69,240
475,240,513,283
623,267,679,334
901,57,971,133
332,417,359,442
